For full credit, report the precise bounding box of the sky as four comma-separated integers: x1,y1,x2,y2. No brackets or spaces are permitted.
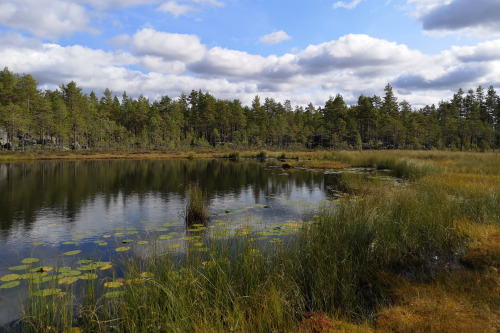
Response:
1,0,499,108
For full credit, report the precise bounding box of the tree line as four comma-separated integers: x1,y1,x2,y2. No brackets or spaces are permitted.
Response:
1,67,499,151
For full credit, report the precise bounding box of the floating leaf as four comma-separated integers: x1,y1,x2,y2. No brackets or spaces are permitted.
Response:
104,281,123,288
96,242,108,246
21,258,39,264
79,273,98,280
113,227,126,231
72,238,83,241
121,239,134,243
127,278,144,284
30,266,53,273
103,235,111,238
76,259,93,264
32,276,52,284
155,228,168,232
79,262,111,271
114,233,125,238
75,232,92,235
8,265,30,271
33,288,62,297
64,270,82,277
140,220,148,223
127,231,138,235
56,267,72,273
168,244,181,249
140,272,154,278
1,274,21,282
33,241,43,246
99,264,112,271
0,281,20,289
58,277,79,285
159,235,172,240
194,243,203,247
137,241,149,245
103,291,125,299
63,250,81,256
62,241,78,245
115,247,130,252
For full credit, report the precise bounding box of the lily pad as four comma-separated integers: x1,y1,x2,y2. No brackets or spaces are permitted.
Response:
155,228,168,232
99,264,112,271
63,250,81,256
140,272,154,278
33,241,43,246
103,291,125,299
1,274,21,282
103,235,111,238
21,258,39,264
159,235,172,240
58,277,79,285
56,267,72,273
168,244,181,249
137,241,149,245
79,273,98,280
0,281,20,289
8,265,30,271
115,247,130,252
96,242,108,246
62,241,78,245
104,281,123,288
32,276,53,284
76,259,94,264
33,288,62,297
30,266,53,273
121,239,134,244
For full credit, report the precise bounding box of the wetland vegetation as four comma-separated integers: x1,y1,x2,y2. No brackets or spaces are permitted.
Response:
0,150,498,332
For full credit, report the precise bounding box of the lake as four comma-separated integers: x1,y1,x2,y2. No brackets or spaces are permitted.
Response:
0,159,344,325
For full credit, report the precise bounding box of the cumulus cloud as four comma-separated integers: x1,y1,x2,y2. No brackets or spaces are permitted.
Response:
259,31,292,45
0,0,92,41
1,31,499,108
409,0,500,37
156,0,224,17
130,28,206,63
333,0,364,9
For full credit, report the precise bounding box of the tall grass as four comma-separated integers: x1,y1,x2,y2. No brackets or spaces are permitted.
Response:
17,151,500,332
185,183,209,227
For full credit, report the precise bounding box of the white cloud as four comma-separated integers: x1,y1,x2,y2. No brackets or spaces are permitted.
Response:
0,0,91,41
157,1,194,17
333,0,364,10
130,28,206,63
1,31,499,109
259,30,292,45
408,0,500,37
156,0,224,17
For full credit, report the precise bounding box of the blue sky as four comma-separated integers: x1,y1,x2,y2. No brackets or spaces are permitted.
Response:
1,0,499,108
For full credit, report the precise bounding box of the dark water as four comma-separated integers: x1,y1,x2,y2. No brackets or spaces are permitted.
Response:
0,159,342,324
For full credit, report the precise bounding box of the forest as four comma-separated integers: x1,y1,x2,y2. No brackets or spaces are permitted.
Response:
1,67,499,151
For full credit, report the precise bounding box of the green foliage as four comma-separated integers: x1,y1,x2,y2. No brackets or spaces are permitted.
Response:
1,68,500,151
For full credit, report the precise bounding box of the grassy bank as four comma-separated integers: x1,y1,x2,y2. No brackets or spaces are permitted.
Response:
9,150,500,332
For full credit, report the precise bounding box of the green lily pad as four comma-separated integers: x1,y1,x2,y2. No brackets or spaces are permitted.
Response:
103,291,125,299
62,241,78,245
127,231,138,235
137,241,149,245
33,288,62,297
97,242,108,246
33,241,43,246
0,281,20,289
159,235,172,240
76,259,94,264
1,274,21,282
104,281,123,288
113,227,126,231
63,250,81,256
168,244,181,249
30,266,53,273
21,258,39,264
115,247,130,252
121,239,134,243
72,238,83,241
32,276,52,284
58,277,79,285
79,273,98,280
140,272,154,278
56,267,72,273
8,265,30,271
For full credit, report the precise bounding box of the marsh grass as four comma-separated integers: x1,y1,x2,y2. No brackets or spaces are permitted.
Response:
16,151,500,332
185,183,209,227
